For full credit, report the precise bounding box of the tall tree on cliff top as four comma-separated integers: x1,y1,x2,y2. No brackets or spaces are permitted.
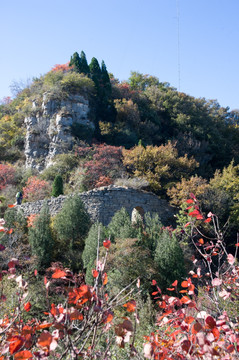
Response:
69,52,81,73
80,51,90,75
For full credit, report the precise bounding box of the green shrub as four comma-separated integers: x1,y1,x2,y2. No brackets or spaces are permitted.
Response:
28,202,54,270
107,207,137,241
60,73,95,96
154,229,186,290
53,194,91,270
51,174,63,197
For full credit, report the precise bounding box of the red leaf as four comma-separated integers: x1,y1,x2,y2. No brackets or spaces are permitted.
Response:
205,316,216,329
186,199,194,204
14,351,33,360
166,287,175,291
191,322,202,334
204,217,212,223
171,280,178,287
103,239,111,249
24,302,31,312
34,269,38,276
0,244,5,251
123,300,136,312
227,344,235,353
9,336,24,354
52,269,67,279
189,210,200,217
152,280,157,285
92,269,99,278
37,331,52,348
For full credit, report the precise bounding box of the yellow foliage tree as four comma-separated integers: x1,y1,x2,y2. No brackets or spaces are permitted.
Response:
123,142,198,195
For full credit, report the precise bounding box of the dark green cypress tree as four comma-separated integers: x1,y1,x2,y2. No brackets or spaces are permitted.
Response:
154,230,186,291
28,202,54,270
80,51,90,75
89,57,102,76
53,195,91,270
51,174,64,197
101,60,110,87
69,52,81,73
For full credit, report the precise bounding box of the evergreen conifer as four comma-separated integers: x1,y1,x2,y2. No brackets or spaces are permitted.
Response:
51,174,63,197
69,52,81,73
28,202,54,270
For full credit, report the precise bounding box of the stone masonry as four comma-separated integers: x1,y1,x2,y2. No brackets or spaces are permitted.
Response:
19,185,174,226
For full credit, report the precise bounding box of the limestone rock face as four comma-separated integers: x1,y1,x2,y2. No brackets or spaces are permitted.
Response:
24,94,94,170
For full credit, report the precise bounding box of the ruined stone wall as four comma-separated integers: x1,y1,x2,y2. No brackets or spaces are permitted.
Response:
19,185,174,226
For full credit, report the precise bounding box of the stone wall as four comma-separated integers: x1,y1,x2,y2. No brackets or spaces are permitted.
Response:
19,185,174,226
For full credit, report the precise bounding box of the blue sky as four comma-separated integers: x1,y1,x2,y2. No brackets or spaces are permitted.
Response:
1,0,239,110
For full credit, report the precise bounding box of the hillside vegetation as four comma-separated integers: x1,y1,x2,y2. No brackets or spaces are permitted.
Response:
0,51,239,359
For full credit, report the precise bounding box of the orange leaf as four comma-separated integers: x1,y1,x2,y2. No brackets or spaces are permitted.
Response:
184,316,195,324
198,238,204,245
7,228,13,234
204,218,211,223
102,310,114,323
92,269,99,278
24,302,31,312
9,336,24,354
166,287,175,291
14,351,33,360
180,296,191,304
103,239,111,249
123,300,136,312
102,272,108,285
36,322,53,330
70,310,84,321
37,331,52,348
181,280,189,288
8,204,16,208
52,269,67,279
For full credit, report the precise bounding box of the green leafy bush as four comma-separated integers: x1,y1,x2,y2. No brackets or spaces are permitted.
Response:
28,202,54,270
53,194,91,270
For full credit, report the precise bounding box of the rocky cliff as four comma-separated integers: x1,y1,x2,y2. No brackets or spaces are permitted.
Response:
24,93,94,170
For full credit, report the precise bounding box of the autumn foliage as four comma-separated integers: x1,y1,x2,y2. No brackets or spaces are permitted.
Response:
0,193,239,359
23,176,51,202
0,163,16,190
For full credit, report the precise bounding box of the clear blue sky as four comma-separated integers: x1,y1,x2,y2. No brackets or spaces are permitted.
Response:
1,0,239,110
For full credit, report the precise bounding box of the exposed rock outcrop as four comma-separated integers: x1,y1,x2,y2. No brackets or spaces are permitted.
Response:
24,94,94,170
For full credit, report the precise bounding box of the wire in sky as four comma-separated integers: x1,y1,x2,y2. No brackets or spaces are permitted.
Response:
177,0,181,91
